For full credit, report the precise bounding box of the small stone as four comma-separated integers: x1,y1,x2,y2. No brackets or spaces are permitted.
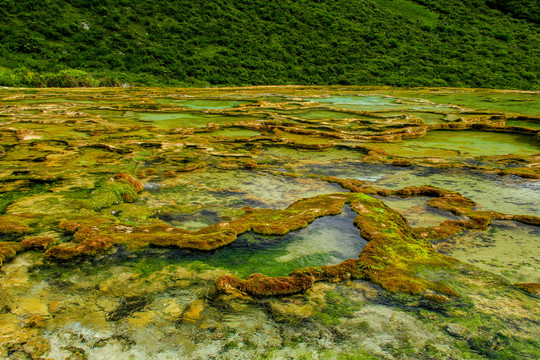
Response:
182,299,205,323
128,310,158,327
269,300,314,319
12,298,49,317
392,159,413,167
444,323,471,340
244,160,258,170
23,314,48,328
22,337,49,357
163,300,185,319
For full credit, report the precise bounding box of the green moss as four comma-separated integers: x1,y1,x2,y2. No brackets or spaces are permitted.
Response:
320,289,357,320
132,257,170,277
0,216,33,240
81,182,139,211
0,183,50,214
314,311,340,326
187,260,214,274
337,352,380,360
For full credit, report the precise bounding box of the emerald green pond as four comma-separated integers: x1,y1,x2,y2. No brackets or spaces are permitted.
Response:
136,112,242,129
400,91,540,116
505,119,540,130
155,98,254,109
396,130,539,157
304,95,454,112
123,205,367,279
208,129,261,137
278,109,355,120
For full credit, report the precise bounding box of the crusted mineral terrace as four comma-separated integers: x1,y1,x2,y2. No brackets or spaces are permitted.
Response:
0,86,539,359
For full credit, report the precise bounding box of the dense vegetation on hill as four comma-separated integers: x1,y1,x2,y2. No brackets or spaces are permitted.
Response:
0,0,538,89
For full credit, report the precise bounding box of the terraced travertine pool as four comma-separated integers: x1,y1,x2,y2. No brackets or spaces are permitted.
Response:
0,86,538,360
383,130,540,157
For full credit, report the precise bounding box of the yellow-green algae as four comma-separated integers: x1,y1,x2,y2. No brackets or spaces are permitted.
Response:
0,86,539,360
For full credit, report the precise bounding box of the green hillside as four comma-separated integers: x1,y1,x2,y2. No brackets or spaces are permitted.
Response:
0,0,538,89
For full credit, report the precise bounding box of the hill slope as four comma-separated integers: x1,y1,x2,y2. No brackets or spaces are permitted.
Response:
0,0,538,89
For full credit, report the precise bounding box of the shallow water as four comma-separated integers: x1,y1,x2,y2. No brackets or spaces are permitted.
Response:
117,205,367,278
277,109,356,120
151,168,344,210
384,111,446,124
266,130,539,160
208,129,261,137
155,98,253,109
265,146,364,162
304,95,399,106
398,90,540,116
375,196,464,227
379,169,540,217
299,163,540,217
505,119,540,130
447,220,540,283
304,95,455,112
136,112,243,129
386,130,540,157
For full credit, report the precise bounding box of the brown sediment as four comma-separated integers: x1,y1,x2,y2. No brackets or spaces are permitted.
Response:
216,273,314,296
0,215,37,245
21,236,56,250
43,230,113,260
136,168,158,178
392,159,413,167
290,259,363,283
514,283,540,296
176,161,208,172
510,215,540,226
114,173,144,192
0,220,32,238
500,170,540,179
0,241,24,267
215,159,260,170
